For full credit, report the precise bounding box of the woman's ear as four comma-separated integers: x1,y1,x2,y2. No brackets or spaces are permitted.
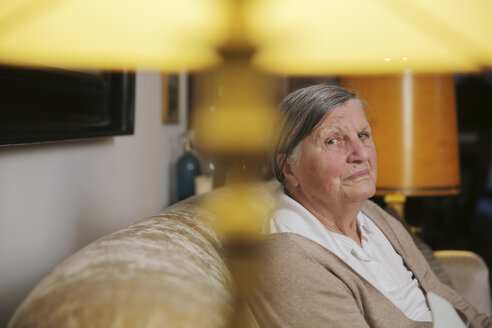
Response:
277,153,299,188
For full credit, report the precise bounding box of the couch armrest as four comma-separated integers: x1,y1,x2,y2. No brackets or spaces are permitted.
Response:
434,250,492,316
8,206,233,328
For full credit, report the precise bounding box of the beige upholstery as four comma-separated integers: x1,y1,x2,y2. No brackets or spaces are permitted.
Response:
8,182,279,328
8,181,491,327
434,250,492,316
8,198,234,328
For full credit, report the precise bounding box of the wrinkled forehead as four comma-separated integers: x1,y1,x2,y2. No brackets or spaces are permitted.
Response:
311,99,369,134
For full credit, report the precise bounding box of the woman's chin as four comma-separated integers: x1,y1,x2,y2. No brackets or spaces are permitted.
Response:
343,184,376,202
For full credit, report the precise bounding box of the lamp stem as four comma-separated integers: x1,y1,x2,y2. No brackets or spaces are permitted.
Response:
384,193,407,220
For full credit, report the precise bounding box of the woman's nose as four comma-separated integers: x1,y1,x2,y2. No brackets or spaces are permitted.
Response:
347,138,370,163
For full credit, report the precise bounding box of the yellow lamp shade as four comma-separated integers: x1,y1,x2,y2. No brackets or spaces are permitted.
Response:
0,0,229,71
1,0,492,73
341,73,461,196
246,0,492,75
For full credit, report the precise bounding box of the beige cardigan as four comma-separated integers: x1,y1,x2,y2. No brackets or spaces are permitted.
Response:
249,200,492,328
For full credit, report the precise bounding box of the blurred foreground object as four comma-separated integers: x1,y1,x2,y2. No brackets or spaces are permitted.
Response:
1,0,492,73
191,1,277,326
248,0,492,75
193,58,276,155
0,0,229,70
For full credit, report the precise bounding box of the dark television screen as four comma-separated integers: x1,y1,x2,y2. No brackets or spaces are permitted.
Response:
0,65,135,146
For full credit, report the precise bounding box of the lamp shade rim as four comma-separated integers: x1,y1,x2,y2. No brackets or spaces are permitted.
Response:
376,185,460,196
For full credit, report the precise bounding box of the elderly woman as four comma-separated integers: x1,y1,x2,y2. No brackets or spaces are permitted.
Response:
250,85,491,327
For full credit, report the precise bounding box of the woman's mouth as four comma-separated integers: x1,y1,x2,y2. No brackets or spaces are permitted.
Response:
346,169,370,180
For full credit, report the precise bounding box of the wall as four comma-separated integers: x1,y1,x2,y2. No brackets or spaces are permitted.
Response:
0,72,187,326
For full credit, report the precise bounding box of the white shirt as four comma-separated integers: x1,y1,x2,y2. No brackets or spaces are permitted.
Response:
264,193,432,322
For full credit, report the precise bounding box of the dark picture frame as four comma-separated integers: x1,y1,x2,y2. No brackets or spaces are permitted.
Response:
161,74,190,124
161,74,180,123
0,65,135,146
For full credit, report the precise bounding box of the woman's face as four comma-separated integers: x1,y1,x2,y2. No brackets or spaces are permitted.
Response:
284,99,377,206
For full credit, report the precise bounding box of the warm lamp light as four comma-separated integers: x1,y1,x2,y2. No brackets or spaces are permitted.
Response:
341,73,461,218
1,0,492,74
193,57,276,155
246,0,492,75
0,0,229,71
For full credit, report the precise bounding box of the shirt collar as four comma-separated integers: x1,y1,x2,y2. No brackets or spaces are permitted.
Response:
266,192,373,262
358,211,373,235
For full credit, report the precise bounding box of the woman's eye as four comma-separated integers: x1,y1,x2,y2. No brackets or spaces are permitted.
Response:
326,139,337,145
358,132,369,139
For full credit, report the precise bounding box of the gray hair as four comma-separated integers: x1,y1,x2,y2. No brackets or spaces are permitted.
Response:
273,84,362,189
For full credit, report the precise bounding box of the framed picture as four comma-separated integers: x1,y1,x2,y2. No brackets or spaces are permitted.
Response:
0,64,135,146
162,74,190,124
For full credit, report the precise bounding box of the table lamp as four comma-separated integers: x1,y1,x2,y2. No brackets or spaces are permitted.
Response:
340,73,461,219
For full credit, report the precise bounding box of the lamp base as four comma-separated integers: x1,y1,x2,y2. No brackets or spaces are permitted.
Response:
384,193,406,220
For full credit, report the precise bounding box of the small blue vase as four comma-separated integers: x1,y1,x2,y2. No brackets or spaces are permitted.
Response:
176,151,201,201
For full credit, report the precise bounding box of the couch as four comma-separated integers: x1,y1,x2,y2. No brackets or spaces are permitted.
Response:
8,181,491,327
